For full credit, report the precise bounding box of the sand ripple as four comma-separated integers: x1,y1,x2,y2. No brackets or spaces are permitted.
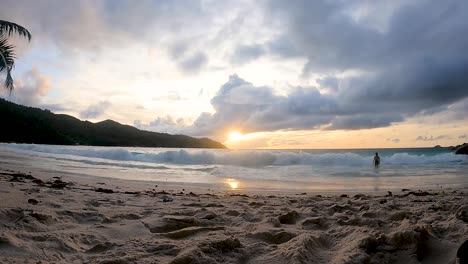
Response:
1,170,467,263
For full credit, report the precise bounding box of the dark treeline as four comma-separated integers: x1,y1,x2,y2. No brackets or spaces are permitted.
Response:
0,99,226,149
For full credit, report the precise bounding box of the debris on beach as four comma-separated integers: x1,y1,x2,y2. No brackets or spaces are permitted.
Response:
1,168,467,263
95,187,114,193
27,198,38,205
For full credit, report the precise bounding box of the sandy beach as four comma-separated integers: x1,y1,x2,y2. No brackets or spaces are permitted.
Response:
1,166,467,264
2,0,468,263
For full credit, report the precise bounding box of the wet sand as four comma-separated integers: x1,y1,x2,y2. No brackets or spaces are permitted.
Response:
1,167,467,264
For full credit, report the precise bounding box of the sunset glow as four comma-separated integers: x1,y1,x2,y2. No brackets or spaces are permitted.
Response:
1,1,467,149
2,3,468,264
227,131,243,142
225,179,239,190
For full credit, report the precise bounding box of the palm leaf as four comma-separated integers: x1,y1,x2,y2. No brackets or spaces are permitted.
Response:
0,20,31,41
0,37,16,91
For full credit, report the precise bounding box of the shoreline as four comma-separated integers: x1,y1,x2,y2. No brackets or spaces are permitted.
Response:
1,167,467,263
0,161,464,196
1,145,467,196
1,144,467,196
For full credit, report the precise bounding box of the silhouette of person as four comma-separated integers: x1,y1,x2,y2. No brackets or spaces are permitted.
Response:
373,152,381,167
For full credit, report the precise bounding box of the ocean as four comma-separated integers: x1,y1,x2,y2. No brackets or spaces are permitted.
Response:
1,143,467,193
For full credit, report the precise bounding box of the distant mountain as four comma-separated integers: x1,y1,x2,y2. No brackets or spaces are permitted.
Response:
0,98,226,149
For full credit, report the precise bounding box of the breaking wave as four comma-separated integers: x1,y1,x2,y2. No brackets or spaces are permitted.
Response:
4,143,466,167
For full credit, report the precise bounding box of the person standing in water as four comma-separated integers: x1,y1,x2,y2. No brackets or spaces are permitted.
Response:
373,152,381,167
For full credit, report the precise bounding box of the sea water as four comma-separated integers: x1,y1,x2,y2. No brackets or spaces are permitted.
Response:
1,143,467,193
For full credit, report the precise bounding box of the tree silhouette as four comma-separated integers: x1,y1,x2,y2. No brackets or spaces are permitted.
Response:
0,20,31,91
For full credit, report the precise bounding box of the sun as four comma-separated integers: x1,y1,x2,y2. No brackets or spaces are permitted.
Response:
225,179,240,189
228,131,243,142
228,181,238,189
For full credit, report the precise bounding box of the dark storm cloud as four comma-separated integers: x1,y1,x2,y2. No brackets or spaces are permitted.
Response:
184,74,405,135
326,114,404,131
183,67,467,136
265,1,468,72
180,0,468,135
185,75,385,136
342,58,468,108
265,1,468,99
234,0,468,132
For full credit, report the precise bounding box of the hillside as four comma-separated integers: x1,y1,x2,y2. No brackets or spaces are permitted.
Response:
0,99,226,149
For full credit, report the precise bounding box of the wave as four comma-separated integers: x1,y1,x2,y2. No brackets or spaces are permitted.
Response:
3,143,467,167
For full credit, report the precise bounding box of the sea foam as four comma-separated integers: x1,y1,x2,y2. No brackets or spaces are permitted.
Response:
3,143,466,167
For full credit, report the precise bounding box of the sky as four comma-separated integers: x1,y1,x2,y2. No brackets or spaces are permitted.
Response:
1,0,467,149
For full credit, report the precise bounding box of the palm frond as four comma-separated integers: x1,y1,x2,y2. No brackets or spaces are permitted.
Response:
0,37,16,91
0,20,31,41
4,69,14,92
0,38,15,70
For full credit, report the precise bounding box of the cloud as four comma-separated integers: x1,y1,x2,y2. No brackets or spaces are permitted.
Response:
264,1,468,71
80,101,111,119
140,71,466,137
326,114,403,130
134,1,468,136
135,104,146,110
1,68,51,107
266,36,303,59
317,76,339,93
260,0,468,117
459,134,467,139
386,138,400,143
153,91,186,101
40,104,69,112
2,1,467,138
0,0,218,72
447,98,468,120
168,41,209,72
184,74,406,136
134,116,187,134
177,52,208,73
0,1,206,49
416,135,451,141
231,44,266,64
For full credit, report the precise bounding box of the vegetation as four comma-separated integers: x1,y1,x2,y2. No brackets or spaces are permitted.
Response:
0,20,31,91
0,98,226,149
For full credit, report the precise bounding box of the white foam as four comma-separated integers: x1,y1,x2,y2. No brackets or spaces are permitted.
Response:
3,143,466,167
